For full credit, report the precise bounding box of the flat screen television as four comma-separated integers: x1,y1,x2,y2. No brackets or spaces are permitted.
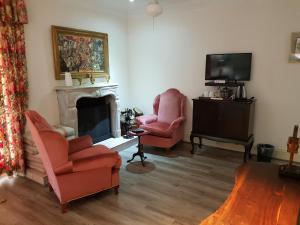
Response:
205,53,252,81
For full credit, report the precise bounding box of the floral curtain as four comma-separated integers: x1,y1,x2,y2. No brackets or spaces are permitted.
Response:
0,0,28,175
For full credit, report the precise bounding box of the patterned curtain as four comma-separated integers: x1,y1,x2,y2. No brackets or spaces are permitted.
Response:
0,0,28,175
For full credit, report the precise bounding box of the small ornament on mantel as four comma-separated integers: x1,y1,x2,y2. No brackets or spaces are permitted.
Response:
279,125,300,179
64,72,73,86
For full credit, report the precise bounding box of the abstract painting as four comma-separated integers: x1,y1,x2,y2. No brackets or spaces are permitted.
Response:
52,26,109,80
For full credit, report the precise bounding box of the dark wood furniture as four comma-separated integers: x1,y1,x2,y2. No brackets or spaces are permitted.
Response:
190,98,255,162
127,130,149,166
200,162,300,225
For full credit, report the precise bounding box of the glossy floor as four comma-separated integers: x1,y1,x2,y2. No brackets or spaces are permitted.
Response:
0,144,244,225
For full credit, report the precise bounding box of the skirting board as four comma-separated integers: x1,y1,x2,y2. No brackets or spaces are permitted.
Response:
186,139,300,163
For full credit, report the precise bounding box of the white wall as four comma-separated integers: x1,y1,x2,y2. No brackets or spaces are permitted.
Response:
128,0,300,159
25,0,130,125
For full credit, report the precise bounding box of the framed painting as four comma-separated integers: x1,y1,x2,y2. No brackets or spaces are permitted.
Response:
52,26,110,81
289,32,300,63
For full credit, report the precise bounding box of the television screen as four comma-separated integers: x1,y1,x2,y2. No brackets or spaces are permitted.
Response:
205,53,252,81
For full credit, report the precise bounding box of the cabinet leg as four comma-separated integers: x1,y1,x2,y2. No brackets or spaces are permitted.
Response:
198,137,202,149
248,141,254,159
244,145,251,163
190,135,195,154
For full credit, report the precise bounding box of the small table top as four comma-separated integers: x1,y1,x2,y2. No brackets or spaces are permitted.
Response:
200,162,300,225
129,129,150,137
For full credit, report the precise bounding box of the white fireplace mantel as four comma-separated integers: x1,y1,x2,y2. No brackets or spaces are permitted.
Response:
55,83,121,138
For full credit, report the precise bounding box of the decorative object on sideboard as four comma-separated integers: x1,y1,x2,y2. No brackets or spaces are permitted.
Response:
64,72,73,86
235,85,247,99
289,32,300,63
279,125,300,179
52,26,110,82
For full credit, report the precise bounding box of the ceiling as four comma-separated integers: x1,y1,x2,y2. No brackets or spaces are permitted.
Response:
79,0,203,15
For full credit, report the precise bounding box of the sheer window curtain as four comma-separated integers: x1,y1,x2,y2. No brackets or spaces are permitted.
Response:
0,0,28,176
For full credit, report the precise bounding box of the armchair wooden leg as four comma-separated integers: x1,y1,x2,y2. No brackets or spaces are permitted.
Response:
166,148,171,155
114,186,119,195
61,203,68,213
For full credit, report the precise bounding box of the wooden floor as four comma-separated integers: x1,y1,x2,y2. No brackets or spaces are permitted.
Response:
0,143,245,225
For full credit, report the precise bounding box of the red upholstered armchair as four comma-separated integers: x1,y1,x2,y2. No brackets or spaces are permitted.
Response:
25,110,121,213
136,88,186,150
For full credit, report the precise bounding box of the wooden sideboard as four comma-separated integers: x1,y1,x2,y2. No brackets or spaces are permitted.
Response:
190,98,255,162
200,162,300,225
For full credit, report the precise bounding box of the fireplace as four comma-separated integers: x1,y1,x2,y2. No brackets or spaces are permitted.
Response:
77,97,112,143
55,83,121,142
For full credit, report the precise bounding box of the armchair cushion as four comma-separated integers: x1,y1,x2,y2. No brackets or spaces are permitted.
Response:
68,135,93,154
136,114,157,126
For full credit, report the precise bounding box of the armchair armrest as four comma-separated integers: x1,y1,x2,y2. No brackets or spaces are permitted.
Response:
68,135,93,154
54,152,121,175
167,116,186,131
73,152,121,172
136,114,158,126
54,161,73,175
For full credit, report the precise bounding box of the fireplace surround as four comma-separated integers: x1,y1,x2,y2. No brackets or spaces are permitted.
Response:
55,83,121,141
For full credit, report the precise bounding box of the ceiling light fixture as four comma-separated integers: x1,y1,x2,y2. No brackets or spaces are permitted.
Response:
129,0,135,2
146,0,163,17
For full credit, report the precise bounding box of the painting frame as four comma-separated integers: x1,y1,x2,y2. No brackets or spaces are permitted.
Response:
51,25,110,81
289,32,300,63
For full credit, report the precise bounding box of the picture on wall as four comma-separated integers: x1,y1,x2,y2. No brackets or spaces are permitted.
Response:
52,26,110,81
289,32,300,63
295,38,300,53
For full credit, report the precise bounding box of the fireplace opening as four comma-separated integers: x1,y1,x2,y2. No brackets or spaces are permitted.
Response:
76,97,112,143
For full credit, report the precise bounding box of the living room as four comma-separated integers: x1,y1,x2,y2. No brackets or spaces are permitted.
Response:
1,0,300,224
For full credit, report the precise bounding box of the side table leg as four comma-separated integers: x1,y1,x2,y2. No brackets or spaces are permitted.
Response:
127,152,139,163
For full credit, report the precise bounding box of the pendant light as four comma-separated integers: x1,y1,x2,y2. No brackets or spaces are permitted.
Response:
146,0,163,17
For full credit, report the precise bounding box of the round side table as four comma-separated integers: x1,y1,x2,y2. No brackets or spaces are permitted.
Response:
127,130,150,166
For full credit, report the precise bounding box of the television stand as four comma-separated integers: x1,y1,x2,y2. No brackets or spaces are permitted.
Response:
205,81,244,87
190,97,255,162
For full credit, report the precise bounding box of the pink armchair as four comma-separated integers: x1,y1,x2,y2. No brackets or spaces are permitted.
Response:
136,88,186,150
25,110,121,213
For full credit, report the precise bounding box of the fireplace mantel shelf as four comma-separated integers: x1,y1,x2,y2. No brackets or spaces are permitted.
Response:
55,82,118,91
